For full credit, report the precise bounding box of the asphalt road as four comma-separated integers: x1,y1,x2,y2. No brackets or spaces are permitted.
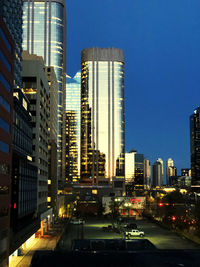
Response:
58,218,200,251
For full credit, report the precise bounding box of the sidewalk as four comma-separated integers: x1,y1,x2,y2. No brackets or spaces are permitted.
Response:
9,220,67,267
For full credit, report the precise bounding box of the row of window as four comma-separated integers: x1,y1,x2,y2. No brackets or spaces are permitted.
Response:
0,141,9,153
0,117,10,133
0,28,11,52
0,73,11,92
0,50,11,72
0,95,10,112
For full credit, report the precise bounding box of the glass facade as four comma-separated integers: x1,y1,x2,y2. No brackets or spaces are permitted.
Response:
23,0,66,179
81,48,125,181
65,72,81,183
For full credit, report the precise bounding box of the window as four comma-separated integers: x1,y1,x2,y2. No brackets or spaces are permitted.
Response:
0,50,11,72
0,28,11,51
0,141,9,153
0,96,10,112
0,73,11,92
0,117,10,133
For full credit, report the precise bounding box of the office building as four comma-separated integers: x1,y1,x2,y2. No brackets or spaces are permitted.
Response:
0,18,14,267
144,159,151,188
190,107,200,185
23,0,66,183
157,158,164,183
166,158,174,185
152,161,163,187
125,150,136,183
134,154,144,185
22,52,51,221
65,72,81,183
45,67,58,214
81,48,125,183
181,168,191,177
11,89,39,255
0,0,23,88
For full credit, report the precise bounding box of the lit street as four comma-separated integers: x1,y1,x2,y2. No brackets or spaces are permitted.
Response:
58,218,200,251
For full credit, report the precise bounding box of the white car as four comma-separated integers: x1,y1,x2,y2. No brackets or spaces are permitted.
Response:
125,229,144,237
71,219,85,225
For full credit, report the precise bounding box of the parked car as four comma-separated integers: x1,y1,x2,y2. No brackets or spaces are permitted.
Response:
102,225,120,233
71,219,85,225
125,229,144,237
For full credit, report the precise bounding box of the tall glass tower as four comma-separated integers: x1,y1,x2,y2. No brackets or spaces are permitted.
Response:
66,72,81,183
81,48,125,183
22,0,66,180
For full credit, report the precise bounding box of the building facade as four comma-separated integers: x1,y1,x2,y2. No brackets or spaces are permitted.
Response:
0,0,23,88
125,151,136,183
0,18,14,267
134,154,144,185
81,48,125,183
144,159,151,188
23,0,66,183
11,89,39,254
65,72,81,183
190,107,200,185
22,52,49,215
45,67,58,214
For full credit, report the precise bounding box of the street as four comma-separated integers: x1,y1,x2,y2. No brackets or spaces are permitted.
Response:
58,217,200,250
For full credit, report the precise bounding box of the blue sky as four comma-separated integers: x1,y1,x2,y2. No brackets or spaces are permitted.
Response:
66,0,200,177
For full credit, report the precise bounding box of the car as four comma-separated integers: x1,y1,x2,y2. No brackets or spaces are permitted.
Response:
125,229,145,238
71,219,85,225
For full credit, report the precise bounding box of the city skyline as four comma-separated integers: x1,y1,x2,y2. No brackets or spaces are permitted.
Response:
66,0,200,174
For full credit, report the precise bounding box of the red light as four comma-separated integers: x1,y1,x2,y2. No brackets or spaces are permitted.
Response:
166,203,169,206
171,216,176,221
158,203,163,207
14,203,16,209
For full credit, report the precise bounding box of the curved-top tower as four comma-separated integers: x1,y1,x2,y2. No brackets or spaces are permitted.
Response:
81,48,125,183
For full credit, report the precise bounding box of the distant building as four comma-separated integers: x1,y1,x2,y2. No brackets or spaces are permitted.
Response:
152,161,163,187
190,107,200,185
81,48,125,182
125,150,136,183
0,17,14,267
134,154,144,185
181,168,191,177
166,158,174,185
22,52,52,229
65,72,81,183
144,159,151,188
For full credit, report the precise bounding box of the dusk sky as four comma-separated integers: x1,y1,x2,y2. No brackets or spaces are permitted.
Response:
66,0,200,178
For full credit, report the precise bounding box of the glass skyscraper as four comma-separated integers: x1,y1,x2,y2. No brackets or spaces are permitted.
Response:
81,48,125,182
22,0,66,180
66,72,81,183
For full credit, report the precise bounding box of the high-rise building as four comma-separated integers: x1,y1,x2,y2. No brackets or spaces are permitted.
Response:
125,150,136,183
22,0,66,183
0,18,14,267
157,158,164,183
181,168,191,177
0,0,23,88
152,161,163,187
81,48,125,183
45,67,58,214
166,158,174,185
22,52,50,220
65,72,81,183
144,159,151,188
134,154,144,185
190,107,200,185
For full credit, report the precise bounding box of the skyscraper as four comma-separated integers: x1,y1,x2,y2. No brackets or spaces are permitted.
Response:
152,161,163,187
144,159,151,188
125,150,136,183
190,107,200,185
22,0,66,181
81,48,125,183
166,158,174,185
65,72,81,183
157,158,164,184
134,153,144,185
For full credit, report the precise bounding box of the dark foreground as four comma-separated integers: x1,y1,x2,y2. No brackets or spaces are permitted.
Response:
30,249,200,267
